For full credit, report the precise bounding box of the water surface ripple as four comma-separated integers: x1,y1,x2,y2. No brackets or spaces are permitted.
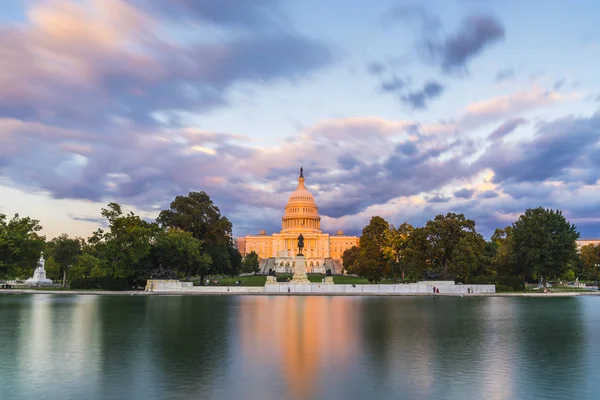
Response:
0,294,598,400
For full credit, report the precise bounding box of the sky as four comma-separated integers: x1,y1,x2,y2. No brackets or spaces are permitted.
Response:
1,0,600,240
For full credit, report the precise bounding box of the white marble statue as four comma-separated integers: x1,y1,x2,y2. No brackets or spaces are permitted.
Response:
25,251,53,286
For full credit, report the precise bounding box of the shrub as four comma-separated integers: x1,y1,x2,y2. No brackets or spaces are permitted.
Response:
70,277,140,291
464,275,524,291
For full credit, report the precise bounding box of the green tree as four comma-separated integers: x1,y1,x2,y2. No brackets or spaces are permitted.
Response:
511,207,579,288
101,203,157,278
448,234,486,280
359,245,386,283
242,251,260,274
0,213,45,279
342,246,360,274
152,228,211,281
382,222,414,281
50,234,83,287
356,216,390,283
579,244,600,280
360,216,389,252
562,269,576,282
418,213,483,279
44,256,61,281
229,247,243,276
157,192,235,275
403,227,432,278
490,226,517,276
71,253,101,279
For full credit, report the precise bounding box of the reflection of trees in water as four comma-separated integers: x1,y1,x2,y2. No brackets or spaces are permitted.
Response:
144,296,232,397
96,296,151,399
426,298,488,398
514,298,585,398
360,297,488,398
95,296,231,399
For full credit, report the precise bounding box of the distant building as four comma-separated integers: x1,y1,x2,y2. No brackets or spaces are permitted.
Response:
233,237,246,255
234,168,359,274
576,239,600,250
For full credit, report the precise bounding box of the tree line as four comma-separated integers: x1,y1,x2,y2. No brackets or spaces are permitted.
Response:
343,208,599,289
2,194,599,291
0,192,258,287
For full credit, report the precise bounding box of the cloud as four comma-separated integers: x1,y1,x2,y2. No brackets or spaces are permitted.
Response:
3,110,600,238
487,118,527,141
400,81,445,109
375,75,444,109
382,4,441,33
427,193,451,203
454,188,474,199
479,112,600,185
2,2,600,240
460,85,581,129
380,76,407,92
379,9,505,76
69,214,108,227
423,15,505,73
553,79,566,90
125,0,280,28
401,85,581,135
478,190,499,199
496,68,515,82
367,62,385,76
0,0,333,129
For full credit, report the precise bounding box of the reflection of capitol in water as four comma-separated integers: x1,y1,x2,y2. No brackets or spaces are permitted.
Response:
236,297,360,400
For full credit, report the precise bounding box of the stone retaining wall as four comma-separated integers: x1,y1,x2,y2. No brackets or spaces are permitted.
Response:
264,283,495,294
146,281,495,295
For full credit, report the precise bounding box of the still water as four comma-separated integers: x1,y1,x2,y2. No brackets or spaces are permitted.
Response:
1,294,599,400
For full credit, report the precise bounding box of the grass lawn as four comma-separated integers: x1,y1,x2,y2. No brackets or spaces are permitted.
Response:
217,274,407,286
525,286,596,293
218,275,267,286
333,276,370,284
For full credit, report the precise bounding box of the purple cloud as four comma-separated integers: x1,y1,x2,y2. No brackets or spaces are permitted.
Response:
454,188,475,199
424,15,505,73
478,190,499,199
1,2,599,241
481,112,600,184
496,68,515,82
380,76,407,92
401,81,445,109
125,0,280,28
367,61,386,75
427,193,451,203
0,1,333,130
488,118,527,141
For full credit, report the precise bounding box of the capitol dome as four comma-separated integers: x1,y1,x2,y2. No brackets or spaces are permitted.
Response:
281,168,321,233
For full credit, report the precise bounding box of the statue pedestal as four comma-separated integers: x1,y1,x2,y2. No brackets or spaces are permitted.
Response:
324,276,334,285
291,255,310,284
265,276,277,284
25,255,53,286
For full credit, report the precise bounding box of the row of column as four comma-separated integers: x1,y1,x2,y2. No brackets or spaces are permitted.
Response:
282,237,322,252
282,218,319,229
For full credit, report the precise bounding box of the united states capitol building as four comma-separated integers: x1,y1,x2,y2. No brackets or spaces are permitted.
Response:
234,169,359,274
